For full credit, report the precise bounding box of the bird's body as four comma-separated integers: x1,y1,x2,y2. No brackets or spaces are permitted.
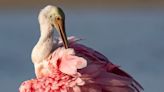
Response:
19,5,143,92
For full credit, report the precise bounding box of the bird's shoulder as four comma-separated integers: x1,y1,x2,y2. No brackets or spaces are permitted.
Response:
56,36,112,64
70,43,110,63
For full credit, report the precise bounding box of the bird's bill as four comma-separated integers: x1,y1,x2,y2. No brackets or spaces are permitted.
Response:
54,18,69,49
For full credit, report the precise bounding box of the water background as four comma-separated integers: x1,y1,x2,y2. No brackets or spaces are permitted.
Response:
0,8,164,92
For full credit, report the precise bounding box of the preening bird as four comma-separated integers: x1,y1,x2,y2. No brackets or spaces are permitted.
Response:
19,5,143,92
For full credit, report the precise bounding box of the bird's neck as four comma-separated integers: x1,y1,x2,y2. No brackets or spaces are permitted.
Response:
39,24,54,43
32,23,55,64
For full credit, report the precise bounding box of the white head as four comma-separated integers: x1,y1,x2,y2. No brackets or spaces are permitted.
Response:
38,5,68,48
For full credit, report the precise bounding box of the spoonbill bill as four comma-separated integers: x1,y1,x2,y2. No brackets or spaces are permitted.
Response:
19,5,143,92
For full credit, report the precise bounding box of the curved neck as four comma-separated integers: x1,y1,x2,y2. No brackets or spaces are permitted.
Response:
32,23,55,64
39,23,54,43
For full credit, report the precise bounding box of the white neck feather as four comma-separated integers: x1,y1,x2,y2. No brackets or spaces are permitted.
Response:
31,17,55,64
39,22,53,43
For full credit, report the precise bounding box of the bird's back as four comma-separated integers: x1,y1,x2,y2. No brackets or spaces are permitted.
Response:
69,42,143,92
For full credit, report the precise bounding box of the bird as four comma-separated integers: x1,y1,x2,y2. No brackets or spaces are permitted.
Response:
19,5,143,92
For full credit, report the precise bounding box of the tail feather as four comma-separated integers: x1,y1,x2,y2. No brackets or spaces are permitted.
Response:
109,67,144,91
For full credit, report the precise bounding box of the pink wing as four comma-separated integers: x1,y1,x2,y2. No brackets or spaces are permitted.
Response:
69,42,143,92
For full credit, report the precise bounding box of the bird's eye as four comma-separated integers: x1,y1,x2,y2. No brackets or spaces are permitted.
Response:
56,17,60,20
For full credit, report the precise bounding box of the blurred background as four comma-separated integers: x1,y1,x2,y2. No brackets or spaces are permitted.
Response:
0,0,164,92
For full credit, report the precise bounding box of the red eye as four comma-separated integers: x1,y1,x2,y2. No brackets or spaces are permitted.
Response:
56,17,60,20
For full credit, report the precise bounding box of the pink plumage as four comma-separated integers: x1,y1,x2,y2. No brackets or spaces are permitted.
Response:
19,37,143,92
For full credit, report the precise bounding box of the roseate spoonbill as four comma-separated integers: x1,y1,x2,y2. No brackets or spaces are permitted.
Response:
19,5,143,92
